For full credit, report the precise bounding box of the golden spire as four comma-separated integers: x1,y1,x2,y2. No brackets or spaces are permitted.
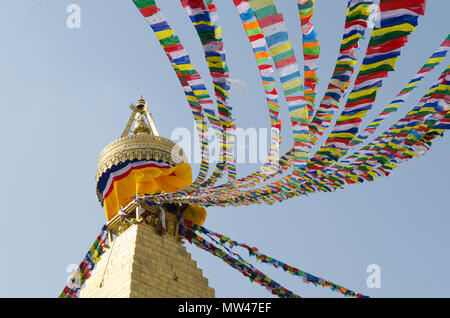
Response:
136,95,146,109
121,96,159,137
96,96,187,205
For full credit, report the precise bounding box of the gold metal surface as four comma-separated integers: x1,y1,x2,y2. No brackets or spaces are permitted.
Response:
121,95,160,137
105,201,184,240
96,96,187,204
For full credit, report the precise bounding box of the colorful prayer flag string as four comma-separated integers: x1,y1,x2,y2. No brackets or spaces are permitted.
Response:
177,214,369,298
131,0,449,217
59,225,108,298
312,0,426,169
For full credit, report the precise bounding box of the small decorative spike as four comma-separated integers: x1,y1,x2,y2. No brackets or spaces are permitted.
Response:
136,95,146,110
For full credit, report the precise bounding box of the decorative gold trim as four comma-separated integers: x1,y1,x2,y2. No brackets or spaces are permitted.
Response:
95,134,187,204
106,201,184,240
97,134,186,181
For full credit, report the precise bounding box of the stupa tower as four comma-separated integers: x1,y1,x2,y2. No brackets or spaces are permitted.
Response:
81,97,214,298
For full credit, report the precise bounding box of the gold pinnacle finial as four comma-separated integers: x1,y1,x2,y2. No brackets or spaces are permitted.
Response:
133,115,151,134
121,96,160,137
137,95,146,109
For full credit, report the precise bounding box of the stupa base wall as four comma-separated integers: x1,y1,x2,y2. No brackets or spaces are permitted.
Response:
80,223,215,298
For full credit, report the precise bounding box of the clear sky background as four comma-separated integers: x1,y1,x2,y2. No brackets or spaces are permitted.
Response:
0,0,448,298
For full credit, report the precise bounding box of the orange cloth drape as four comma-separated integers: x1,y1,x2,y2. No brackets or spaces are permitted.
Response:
104,163,193,221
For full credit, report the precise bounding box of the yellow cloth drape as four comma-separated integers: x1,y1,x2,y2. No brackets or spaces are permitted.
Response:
181,205,207,226
104,163,193,221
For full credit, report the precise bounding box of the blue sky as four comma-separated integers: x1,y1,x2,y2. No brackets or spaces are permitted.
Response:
0,0,448,298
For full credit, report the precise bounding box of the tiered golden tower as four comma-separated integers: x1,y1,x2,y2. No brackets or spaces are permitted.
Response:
81,97,214,298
